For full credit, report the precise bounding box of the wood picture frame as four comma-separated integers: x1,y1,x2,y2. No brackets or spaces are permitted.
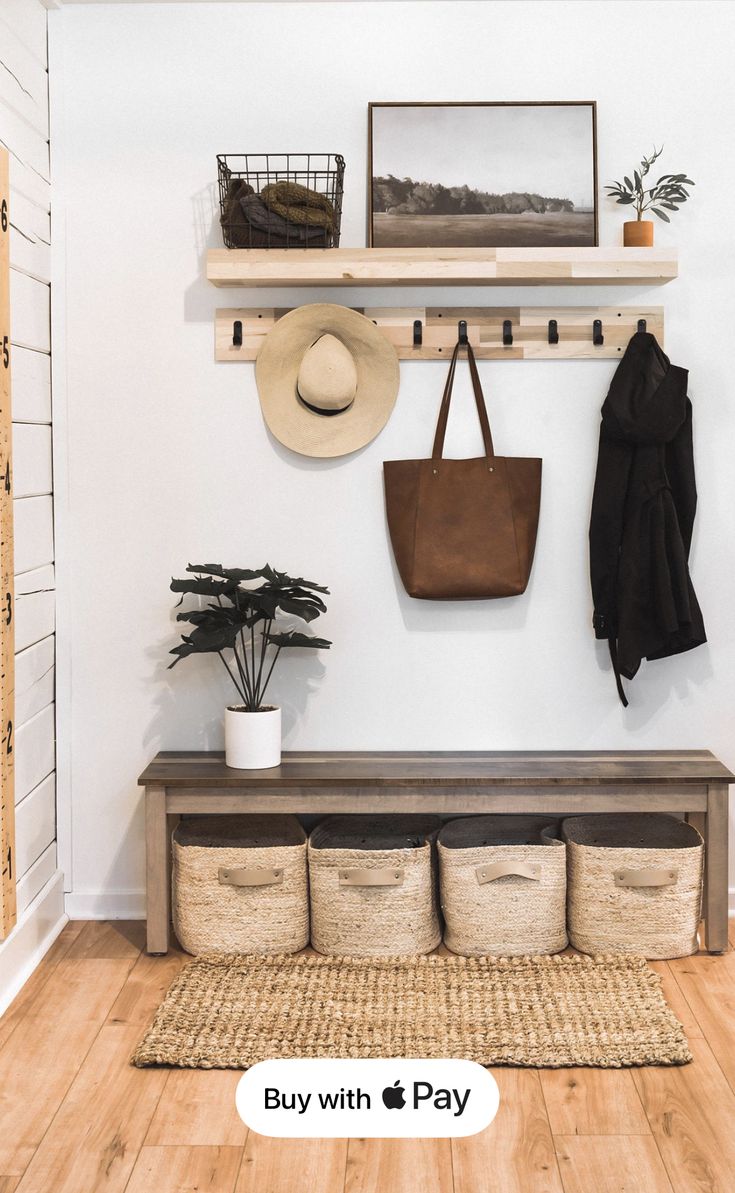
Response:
368,101,598,249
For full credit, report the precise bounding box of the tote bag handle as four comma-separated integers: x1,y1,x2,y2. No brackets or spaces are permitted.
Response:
431,340,495,460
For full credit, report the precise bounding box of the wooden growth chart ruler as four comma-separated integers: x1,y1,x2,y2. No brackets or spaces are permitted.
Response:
0,148,16,939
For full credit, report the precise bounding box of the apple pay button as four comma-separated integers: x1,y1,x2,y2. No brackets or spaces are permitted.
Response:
236,1059,499,1138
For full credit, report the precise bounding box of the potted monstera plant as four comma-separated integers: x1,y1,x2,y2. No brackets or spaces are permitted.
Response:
169,563,331,769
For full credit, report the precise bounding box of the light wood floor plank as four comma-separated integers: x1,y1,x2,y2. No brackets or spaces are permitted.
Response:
0,922,84,1052
125,1146,243,1193
0,959,136,1175
648,961,703,1041
0,1178,20,1193
146,1071,247,1147
65,920,145,960
345,1139,451,1193
540,1069,649,1136
15,1026,167,1193
105,948,186,1029
452,1070,563,1193
632,1037,735,1193
667,953,735,1092
554,1136,674,1193
238,1138,347,1193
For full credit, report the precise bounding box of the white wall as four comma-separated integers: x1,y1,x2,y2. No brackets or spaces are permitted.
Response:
49,0,735,916
0,0,65,1009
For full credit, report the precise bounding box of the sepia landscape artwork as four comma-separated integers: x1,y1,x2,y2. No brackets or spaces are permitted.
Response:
369,102,598,248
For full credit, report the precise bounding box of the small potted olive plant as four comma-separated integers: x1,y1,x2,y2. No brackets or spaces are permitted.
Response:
606,146,694,246
169,563,331,769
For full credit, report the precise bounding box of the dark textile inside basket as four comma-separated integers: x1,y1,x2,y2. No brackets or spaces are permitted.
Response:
220,177,332,249
175,814,306,850
439,815,561,849
562,813,701,850
310,815,442,852
239,193,331,244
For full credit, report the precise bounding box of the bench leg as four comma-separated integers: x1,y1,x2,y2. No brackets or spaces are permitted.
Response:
145,785,169,954
687,811,707,926
704,783,729,954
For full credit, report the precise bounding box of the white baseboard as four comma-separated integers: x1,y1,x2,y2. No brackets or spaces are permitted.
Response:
64,889,145,920
0,870,67,1017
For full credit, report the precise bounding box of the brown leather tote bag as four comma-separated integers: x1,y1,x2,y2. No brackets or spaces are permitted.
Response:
384,340,542,600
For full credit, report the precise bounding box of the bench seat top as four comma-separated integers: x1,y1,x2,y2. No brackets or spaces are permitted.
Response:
139,750,734,789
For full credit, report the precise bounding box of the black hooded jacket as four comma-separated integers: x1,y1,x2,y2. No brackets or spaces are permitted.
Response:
589,332,706,705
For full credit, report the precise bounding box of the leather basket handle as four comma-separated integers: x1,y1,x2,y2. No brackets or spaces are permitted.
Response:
476,861,541,885
218,867,283,887
614,867,678,888
339,868,405,887
431,341,495,461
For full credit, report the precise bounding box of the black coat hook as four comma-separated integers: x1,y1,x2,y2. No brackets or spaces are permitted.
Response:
637,318,647,334
413,319,423,347
593,319,604,347
458,319,468,346
232,320,243,348
548,319,559,345
503,319,513,346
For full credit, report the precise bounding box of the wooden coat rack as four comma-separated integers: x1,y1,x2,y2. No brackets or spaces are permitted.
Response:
0,148,15,940
215,305,663,362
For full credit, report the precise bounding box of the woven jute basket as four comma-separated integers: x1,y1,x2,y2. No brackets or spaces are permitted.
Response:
563,814,704,960
172,815,308,956
438,815,567,956
308,815,442,957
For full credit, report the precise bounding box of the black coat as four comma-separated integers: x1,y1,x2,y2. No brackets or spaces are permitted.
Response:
589,332,706,705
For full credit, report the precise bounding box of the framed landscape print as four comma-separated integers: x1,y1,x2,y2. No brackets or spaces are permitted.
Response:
368,101,598,248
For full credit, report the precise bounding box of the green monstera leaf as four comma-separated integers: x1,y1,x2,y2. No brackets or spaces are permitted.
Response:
168,562,332,708
186,563,270,583
170,575,239,600
168,621,241,667
261,564,330,594
265,631,332,650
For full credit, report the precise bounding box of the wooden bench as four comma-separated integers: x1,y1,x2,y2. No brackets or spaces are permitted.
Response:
139,749,733,956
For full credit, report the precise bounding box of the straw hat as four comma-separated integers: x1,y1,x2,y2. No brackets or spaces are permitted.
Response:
255,303,400,457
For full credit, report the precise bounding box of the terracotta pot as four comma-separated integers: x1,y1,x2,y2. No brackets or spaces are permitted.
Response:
623,220,654,247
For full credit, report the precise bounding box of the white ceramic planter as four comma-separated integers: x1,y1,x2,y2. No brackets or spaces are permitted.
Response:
225,706,282,770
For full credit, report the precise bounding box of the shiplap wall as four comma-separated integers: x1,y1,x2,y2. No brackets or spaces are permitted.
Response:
0,0,61,989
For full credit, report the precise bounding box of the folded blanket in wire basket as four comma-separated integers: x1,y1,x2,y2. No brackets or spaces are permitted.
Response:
260,181,335,230
240,193,328,243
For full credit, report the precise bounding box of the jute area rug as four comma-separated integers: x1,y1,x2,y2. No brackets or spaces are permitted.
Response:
132,952,690,1069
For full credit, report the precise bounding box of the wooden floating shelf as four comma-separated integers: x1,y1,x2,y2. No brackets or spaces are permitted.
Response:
207,247,678,289
216,306,664,363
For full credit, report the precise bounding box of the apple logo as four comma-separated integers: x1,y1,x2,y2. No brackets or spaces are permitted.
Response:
382,1080,406,1110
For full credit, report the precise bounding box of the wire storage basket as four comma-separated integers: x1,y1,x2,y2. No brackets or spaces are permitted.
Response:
218,153,345,249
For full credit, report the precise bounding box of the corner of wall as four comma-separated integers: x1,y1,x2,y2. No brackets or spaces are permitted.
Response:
47,4,72,895
0,870,66,1017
